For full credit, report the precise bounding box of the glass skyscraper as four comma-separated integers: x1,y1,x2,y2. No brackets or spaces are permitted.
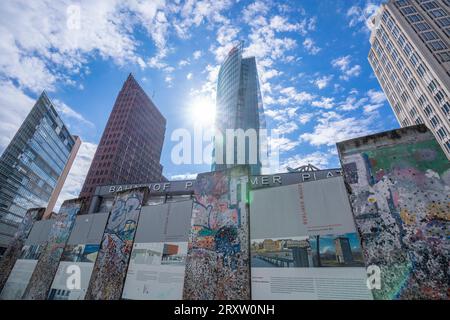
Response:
0,92,79,253
212,43,266,175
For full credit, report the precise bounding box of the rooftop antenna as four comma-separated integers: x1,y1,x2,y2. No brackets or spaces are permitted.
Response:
286,164,320,173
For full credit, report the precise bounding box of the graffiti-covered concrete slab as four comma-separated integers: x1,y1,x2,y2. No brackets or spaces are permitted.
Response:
337,125,450,300
22,199,84,300
85,188,148,300
183,166,250,300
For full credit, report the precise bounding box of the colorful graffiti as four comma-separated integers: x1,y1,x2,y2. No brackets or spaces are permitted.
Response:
21,199,83,300
183,166,250,300
337,125,450,300
85,188,147,300
0,208,45,293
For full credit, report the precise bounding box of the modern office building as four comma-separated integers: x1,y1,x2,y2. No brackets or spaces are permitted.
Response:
211,42,267,175
79,73,166,211
0,92,80,253
368,0,450,158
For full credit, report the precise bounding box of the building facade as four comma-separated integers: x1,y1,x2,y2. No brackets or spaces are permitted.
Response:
0,92,80,253
212,43,266,175
79,74,166,211
368,0,450,158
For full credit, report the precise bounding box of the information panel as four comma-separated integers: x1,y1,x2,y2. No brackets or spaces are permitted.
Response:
22,199,83,300
122,200,193,300
250,177,373,300
0,208,45,293
48,213,108,300
0,219,53,300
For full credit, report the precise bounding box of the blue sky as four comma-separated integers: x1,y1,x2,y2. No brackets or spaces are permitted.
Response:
0,0,399,206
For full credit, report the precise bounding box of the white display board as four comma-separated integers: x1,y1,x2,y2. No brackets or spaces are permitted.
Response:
122,200,193,300
0,259,38,300
250,177,373,300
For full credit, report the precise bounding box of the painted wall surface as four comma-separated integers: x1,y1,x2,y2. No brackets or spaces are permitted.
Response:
183,166,250,300
337,125,450,300
85,188,147,300
0,208,45,292
21,199,83,300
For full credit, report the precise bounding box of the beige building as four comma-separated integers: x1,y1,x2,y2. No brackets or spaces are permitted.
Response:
368,0,450,158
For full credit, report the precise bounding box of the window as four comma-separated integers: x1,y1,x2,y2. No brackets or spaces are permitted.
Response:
442,102,450,116
429,40,448,51
436,17,450,27
430,115,440,128
396,0,411,8
430,9,447,18
414,22,431,31
424,105,433,117
428,80,438,93
434,90,446,104
421,2,438,10
401,6,417,15
436,128,448,140
407,14,423,23
438,52,450,62
420,30,439,41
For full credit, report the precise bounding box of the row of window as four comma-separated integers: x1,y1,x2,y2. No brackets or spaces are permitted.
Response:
370,30,450,149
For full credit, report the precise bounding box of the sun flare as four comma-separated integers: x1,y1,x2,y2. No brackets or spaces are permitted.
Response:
189,96,216,127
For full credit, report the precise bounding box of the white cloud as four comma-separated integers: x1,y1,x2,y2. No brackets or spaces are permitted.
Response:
367,89,387,104
170,173,198,180
216,25,240,46
0,81,35,152
53,99,94,127
303,38,321,55
301,112,376,146
187,72,193,80
265,107,298,122
178,59,190,67
339,96,368,111
347,4,381,33
273,122,298,135
331,55,361,80
281,151,334,171
165,75,173,86
193,50,202,60
269,136,300,152
243,1,270,24
299,113,314,124
55,141,97,210
313,75,333,89
279,87,315,104
311,97,335,109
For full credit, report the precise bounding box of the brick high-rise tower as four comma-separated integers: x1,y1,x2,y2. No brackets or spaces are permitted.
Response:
80,74,166,209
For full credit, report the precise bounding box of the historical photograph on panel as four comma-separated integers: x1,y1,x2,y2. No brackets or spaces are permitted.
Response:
122,200,192,300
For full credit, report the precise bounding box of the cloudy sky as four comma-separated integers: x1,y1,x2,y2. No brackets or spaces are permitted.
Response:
0,0,399,207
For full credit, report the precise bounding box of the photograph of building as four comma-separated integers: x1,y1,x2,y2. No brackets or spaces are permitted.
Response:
251,233,364,269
